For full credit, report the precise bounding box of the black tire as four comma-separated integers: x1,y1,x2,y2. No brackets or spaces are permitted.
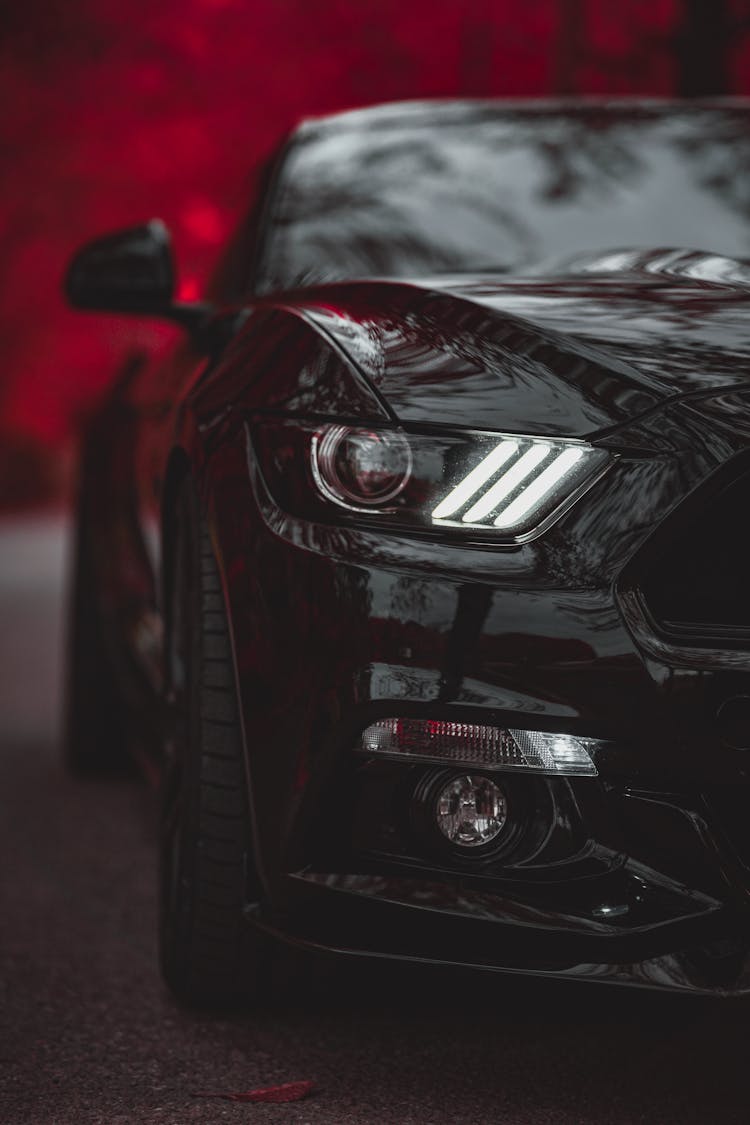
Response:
64,511,132,776
159,480,266,1007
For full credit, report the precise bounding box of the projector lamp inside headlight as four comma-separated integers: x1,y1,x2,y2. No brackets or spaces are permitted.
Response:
311,425,412,509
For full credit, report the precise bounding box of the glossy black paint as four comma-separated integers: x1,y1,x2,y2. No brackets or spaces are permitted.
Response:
70,99,750,996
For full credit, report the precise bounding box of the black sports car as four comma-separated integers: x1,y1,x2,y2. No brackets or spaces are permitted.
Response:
66,99,750,1002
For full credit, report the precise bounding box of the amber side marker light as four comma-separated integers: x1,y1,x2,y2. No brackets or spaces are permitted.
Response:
359,718,599,776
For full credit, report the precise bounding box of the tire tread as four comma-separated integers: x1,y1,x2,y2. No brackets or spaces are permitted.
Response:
160,489,265,1007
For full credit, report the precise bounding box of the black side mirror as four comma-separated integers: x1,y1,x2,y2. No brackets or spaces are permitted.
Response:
64,219,209,330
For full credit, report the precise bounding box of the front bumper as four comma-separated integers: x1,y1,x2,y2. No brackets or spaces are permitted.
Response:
248,875,750,998
202,395,750,996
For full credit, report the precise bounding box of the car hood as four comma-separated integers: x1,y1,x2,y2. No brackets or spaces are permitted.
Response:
292,253,750,438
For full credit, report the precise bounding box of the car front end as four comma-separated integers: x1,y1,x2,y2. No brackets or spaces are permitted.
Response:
194,262,750,996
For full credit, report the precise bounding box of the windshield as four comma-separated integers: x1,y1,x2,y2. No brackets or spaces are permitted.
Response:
256,100,750,293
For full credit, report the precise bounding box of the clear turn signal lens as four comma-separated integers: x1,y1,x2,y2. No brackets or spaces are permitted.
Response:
360,718,599,776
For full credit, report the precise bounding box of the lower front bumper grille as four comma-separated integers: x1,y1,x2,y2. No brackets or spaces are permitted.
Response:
637,459,750,647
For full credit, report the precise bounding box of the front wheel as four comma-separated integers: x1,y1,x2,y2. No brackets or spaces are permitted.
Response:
159,480,266,1006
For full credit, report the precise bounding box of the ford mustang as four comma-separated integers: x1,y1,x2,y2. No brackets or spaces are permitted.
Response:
65,98,750,1003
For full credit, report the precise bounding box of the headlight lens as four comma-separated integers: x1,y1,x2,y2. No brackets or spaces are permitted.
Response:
312,425,413,508
252,420,611,542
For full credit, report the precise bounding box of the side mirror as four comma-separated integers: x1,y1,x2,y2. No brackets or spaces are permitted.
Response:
65,219,176,315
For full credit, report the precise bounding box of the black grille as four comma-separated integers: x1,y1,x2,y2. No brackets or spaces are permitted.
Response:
640,466,750,645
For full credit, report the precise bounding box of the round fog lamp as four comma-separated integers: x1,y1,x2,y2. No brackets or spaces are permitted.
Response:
435,774,508,848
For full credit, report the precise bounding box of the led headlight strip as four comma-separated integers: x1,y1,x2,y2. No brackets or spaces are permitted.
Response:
431,435,608,534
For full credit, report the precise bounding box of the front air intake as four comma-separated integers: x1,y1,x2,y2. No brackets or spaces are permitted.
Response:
638,463,750,645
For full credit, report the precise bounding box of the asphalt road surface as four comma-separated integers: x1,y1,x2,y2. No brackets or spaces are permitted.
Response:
2,516,750,1125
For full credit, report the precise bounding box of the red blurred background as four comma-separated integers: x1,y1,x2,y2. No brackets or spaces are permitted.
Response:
2,0,750,509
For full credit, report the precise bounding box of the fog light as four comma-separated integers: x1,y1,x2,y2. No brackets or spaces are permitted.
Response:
435,774,508,848
360,719,599,776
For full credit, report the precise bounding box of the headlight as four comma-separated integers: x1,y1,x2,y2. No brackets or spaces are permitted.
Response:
251,420,612,542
